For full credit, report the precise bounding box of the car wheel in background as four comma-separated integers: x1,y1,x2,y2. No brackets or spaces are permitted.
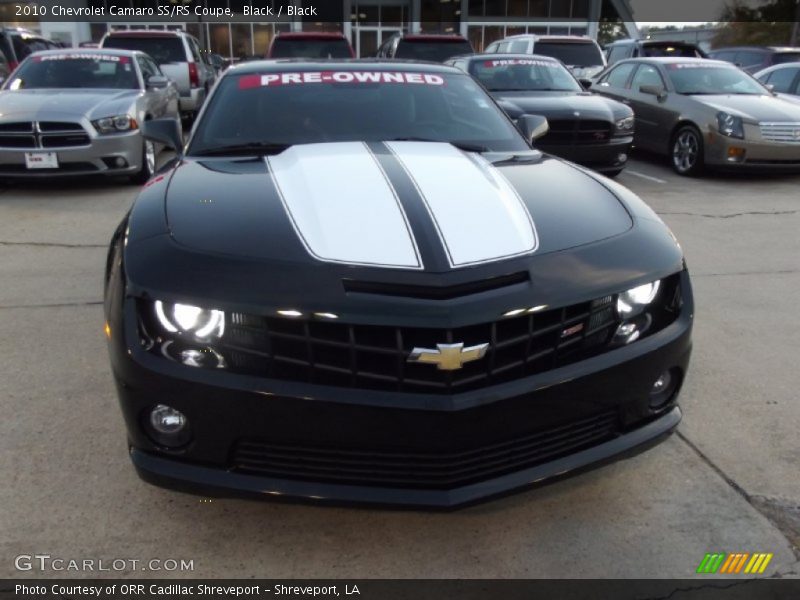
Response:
671,125,704,176
130,139,156,185
603,168,624,178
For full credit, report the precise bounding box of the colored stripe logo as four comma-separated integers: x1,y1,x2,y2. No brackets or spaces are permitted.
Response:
696,552,773,574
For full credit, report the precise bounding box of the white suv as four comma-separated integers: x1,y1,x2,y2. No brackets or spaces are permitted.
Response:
486,35,607,80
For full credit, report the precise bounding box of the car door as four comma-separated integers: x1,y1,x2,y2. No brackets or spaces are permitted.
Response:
137,55,169,118
626,63,673,152
593,61,637,103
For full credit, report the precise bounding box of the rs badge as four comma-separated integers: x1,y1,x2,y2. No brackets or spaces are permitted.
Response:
408,342,489,371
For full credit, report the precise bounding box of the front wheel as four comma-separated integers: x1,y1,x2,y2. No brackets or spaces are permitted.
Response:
671,125,704,176
129,139,155,185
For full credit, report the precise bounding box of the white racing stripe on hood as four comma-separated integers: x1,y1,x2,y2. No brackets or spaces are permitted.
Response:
386,141,538,267
267,142,422,269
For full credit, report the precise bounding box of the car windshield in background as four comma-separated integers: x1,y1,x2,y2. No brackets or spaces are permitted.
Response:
644,45,703,58
774,52,800,64
532,42,603,67
666,63,767,95
270,39,352,58
188,70,528,155
470,58,581,92
4,54,138,90
395,40,474,62
103,36,184,63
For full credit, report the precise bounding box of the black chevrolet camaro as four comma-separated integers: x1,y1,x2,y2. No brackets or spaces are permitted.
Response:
104,60,693,508
446,54,635,176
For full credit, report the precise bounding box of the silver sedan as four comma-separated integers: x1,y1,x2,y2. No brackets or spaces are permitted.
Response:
0,48,180,184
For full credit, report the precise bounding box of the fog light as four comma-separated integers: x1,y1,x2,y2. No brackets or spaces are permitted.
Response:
649,368,680,410
618,153,628,163
115,156,127,167
150,404,186,435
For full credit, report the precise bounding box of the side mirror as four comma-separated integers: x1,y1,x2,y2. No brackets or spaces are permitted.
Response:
142,118,183,156
764,83,775,92
147,75,169,89
518,114,549,144
639,84,667,100
579,78,592,90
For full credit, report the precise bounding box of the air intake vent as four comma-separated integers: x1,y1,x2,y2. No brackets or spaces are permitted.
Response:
343,271,529,300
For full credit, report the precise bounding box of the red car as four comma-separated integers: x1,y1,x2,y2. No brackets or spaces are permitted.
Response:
267,32,354,59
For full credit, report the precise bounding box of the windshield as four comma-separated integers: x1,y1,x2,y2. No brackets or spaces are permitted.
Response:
188,70,528,155
643,44,703,58
469,58,581,92
103,36,184,64
774,52,800,64
666,63,767,95
4,54,139,90
395,40,474,62
532,42,603,67
270,38,352,58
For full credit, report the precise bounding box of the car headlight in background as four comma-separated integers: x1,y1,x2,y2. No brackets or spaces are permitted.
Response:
716,112,744,139
154,300,225,340
92,115,138,134
614,115,635,133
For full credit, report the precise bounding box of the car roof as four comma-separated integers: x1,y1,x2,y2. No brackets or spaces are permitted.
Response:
227,59,460,75
463,53,560,62
616,57,727,65
711,46,800,53
105,30,187,38
274,32,348,40
30,48,143,58
399,33,470,42
502,34,594,42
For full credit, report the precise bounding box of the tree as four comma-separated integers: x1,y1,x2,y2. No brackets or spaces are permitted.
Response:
712,0,800,47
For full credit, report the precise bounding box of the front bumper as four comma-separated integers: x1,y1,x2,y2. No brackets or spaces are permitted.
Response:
0,130,143,178
110,272,693,508
539,136,633,173
706,131,800,171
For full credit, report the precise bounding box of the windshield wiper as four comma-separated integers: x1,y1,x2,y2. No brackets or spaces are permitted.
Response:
192,142,291,157
387,137,489,153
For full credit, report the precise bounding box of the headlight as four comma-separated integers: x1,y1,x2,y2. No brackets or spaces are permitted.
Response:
716,112,744,139
616,280,661,318
615,115,635,133
154,300,225,340
92,114,138,134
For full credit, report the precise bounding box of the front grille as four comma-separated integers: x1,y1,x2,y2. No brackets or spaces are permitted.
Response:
219,296,618,394
540,119,613,145
759,122,800,143
231,410,619,489
0,121,90,149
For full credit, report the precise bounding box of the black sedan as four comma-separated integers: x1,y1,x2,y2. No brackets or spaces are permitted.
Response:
447,54,634,177
104,61,693,508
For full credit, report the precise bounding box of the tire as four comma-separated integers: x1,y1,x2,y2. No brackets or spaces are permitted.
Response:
670,125,704,176
602,168,624,178
129,139,155,185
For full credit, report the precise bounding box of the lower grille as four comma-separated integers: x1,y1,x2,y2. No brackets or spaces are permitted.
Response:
541,119,613,145
232,410,619,489
759,122,800,143
0,162,98,173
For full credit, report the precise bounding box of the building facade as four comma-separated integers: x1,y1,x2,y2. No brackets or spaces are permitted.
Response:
2,0,637,57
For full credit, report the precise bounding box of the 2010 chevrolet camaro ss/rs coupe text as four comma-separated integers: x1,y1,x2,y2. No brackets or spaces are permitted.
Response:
104,61,694,508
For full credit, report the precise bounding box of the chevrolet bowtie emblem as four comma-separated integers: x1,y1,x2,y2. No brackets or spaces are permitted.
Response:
408,342,489,371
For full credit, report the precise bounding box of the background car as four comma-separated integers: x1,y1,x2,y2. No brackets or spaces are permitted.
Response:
485,35,607,81
709,46,800,73
0,48,180,183
100,30,215,120
376,33,473,62
605,39,707,65
0,27,60,71
267,32,354,58
755,62,800,100
107,60,692,508
592,57,800,175
0,47,9,84
447,53,633,176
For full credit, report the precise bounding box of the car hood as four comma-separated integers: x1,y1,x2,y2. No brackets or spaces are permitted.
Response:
493,90,625,120
160,141,633,271
692,93,800,122
0,88,140,121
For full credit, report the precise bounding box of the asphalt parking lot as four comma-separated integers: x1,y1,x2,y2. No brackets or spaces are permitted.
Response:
1,153,799,579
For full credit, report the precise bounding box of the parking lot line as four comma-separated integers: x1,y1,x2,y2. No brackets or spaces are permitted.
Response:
625,170,667,184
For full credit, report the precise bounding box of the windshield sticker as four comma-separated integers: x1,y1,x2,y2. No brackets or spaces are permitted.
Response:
483,59,557,68
34,54,129,63
668,63,731,69
238,71,446,89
